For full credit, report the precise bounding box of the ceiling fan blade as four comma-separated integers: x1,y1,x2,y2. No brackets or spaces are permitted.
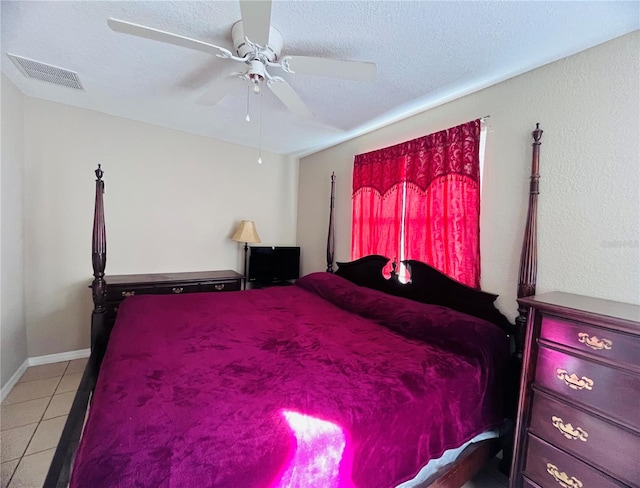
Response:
239,0,272,46
108,18,233,58
196,74,245,106
282,56,377,82
267,78,314,119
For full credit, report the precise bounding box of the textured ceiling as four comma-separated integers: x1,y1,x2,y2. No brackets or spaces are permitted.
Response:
2,1,638,156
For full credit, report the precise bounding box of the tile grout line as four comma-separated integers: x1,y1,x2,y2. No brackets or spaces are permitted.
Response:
22,414,70,457
5,361,70,488
5,389,57,488
25,368,67,451
3,364,68,406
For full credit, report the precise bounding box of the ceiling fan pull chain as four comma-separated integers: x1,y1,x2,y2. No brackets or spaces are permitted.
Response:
257,91,264,164
246,84,251,122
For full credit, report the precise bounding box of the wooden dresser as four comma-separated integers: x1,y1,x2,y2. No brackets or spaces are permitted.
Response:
510,292,640,488
92,270,242,348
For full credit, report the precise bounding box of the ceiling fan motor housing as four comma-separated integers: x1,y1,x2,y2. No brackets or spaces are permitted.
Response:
232,20,283,62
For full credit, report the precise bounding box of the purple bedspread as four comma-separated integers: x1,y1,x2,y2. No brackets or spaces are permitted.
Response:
71,272,508,488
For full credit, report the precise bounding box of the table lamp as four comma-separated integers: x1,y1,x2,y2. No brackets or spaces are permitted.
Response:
231,220,261,289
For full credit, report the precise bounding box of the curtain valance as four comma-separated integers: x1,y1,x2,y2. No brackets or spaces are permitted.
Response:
353,120,480,195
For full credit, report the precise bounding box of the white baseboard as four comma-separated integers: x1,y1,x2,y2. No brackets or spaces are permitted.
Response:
1,349,91,402
0,359,29,403
28,349,90,367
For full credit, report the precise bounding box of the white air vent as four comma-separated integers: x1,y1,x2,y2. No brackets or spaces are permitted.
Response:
7,53,84,90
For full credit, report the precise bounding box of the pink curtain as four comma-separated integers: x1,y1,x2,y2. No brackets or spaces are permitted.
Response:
352,120,481,288
351,151,405,267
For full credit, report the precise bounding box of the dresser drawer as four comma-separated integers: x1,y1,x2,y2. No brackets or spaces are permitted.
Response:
529,390,640,486
541,316,639,368
524,435,625,488
105,285,155,301
535,345,640,428
199,280,241,292
153,283,200,295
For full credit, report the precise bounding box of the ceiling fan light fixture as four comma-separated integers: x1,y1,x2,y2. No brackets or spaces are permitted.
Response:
248,59,265,78
247,59,267,93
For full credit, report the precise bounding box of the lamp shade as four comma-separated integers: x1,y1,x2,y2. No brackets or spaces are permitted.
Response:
231,220,261,244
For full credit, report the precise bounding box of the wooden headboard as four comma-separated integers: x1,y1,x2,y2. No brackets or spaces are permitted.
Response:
335,255,513,333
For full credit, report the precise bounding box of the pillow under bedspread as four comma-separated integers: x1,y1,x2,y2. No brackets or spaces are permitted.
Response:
71,273,508,488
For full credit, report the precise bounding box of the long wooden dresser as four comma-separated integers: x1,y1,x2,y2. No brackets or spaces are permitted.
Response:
510,292,640,488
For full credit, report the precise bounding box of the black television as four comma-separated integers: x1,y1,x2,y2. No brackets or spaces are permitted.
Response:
248,246,300,284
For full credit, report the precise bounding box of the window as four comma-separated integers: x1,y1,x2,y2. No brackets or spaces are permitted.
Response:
351,119,484,288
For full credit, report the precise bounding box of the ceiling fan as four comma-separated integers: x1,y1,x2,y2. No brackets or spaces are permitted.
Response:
107,0,377,119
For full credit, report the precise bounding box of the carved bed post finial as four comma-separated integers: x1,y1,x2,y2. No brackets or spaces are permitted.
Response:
91,165,107,350
326,172,336,273
515,124,543,359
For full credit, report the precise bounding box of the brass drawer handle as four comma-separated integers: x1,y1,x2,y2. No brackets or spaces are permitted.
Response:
214,284,225,291
556,368,594,391
577,332,612,351
546,463,583,488
121,291,135,297
551,416,588,441
172,287,184,294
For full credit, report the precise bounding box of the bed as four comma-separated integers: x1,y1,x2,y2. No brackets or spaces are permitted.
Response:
44,124,543,488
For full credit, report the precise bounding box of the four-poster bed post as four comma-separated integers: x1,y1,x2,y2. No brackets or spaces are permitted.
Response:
500,124,542,474
326,171,336,272
43,164,107,488
90,165,107,363
515,123,543,359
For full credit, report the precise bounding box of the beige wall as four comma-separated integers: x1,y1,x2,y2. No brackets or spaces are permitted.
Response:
22,99,299,357
297,31,640,319
1,75,28,388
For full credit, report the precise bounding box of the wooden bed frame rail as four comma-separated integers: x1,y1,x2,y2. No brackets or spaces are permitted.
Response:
44,125,542,488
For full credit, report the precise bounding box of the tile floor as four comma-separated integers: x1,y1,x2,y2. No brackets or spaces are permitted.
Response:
1,359,508,488
1,359,86,488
